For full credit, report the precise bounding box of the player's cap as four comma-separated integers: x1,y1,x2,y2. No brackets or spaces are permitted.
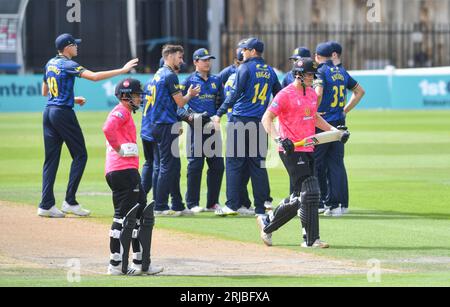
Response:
236,47,244,62
328,41,343,55
315,42,333,57
237,38,248,48
193,48,216,61
289,47,311,60
292,57,318,75
115,78,143,99
240,37,264,53
55,33,81,51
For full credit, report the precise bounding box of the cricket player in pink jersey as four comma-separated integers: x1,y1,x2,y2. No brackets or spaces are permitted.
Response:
258,59,350,248
103,78,163,276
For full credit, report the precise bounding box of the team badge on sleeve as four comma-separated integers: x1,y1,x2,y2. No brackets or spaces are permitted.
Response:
113,111,124,119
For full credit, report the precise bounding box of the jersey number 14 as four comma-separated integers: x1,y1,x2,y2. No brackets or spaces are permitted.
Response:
252,83,268,105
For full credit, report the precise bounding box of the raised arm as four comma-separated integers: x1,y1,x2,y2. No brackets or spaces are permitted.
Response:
172,84,200,108
80,58,139,82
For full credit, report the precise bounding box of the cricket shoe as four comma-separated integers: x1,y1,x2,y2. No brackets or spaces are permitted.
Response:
301,239,330,249
154,210,178,216
215,205,238,217
324,206,342,217
237,206,255,216
204,204,221,212
256,215,272,246
171,208,195,216
190,206,205,213
318,204,330,214
107,264,142,276
61,201,91,217
37,205,66,218
131,263,164,275
264,201,273,211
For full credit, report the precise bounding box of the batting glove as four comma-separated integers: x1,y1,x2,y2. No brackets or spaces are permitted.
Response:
337,125,350,144
276,137,295,155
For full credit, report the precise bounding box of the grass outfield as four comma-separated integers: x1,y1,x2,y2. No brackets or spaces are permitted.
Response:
0,110,450,286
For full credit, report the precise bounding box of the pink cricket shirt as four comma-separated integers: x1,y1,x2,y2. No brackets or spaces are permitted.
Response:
268,84,318,153
102,104,139,175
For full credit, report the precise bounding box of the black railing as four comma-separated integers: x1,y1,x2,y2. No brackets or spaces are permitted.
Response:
221,23,450,71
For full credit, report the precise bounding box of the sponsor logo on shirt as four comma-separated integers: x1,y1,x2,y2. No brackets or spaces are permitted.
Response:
303,107,313,120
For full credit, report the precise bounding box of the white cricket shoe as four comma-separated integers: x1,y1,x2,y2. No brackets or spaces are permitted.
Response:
107,264,142,276
215,205,238,217
324,206,342,217
341,207,349,215
247,207,256,214
154,210,178,216
301,239,330,249
256,215,272,246
237,206,255,216
171,208,194,216
318,205,330,214
190,206,204,213
131,263,164,275
61,201,91,217
37,205,66,218
264,201,273,211
204,204,221,212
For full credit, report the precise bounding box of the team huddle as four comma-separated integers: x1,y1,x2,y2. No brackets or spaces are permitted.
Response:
38,33,364,276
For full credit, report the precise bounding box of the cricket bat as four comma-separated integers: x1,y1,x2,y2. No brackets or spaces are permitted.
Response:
294,130,344,147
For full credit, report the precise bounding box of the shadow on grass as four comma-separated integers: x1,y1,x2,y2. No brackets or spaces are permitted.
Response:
330,245,450,252
274,244,450,253
337,210,450,221
95,214,257,221
273,243,450,252
92,209,450,223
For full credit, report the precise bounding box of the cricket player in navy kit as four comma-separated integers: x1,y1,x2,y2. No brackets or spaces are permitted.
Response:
213,38,282,216
38,33,138,218
281,47,311,88
222,47,256,215
141,57,184,207
314,42,365,216
218,39,247,87
221,47,274,216
177,48,224,213
141,45,200,216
